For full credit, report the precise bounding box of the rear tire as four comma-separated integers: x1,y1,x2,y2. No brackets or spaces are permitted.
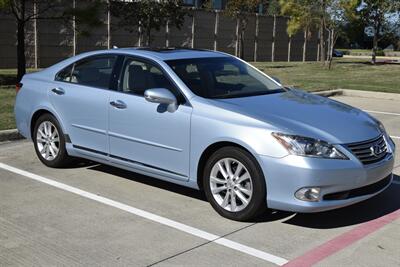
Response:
203,146,267,221
33,114,73,168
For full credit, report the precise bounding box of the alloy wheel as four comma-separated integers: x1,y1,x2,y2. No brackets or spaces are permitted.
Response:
209,158,253,212
36,121,60,161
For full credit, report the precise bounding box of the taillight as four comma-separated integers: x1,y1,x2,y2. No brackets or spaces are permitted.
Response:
16,82,23,93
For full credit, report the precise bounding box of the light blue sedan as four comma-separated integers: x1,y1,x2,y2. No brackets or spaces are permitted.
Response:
14,48,395,221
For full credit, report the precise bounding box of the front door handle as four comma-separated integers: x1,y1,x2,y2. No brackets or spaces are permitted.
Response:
51,87,65,95
110,100,127,109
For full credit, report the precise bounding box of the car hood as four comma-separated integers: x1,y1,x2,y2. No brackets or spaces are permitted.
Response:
211,89,381,144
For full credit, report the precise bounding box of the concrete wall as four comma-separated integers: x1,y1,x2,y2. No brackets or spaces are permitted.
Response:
0,9,321,69
0,14,18,68
257,16,274,61
216,12,236,56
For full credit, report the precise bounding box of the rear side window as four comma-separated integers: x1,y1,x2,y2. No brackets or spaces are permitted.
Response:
71,56,117,89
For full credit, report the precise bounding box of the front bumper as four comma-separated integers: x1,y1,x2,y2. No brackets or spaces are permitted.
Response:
259,147,395,213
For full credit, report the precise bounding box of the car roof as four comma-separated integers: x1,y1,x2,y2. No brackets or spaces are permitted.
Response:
41,47,231,79
115,47,230,60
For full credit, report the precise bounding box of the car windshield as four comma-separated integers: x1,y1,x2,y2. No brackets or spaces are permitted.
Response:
166,57,285,99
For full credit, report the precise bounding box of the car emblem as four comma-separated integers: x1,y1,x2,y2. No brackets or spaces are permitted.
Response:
370,144,383,157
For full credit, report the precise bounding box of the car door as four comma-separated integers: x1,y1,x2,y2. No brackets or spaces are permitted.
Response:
108,57,192,181
50,55,118,155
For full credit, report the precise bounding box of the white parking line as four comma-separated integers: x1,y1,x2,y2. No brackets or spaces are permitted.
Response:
0,162,288,266
390,136,400,140
364,110,400,116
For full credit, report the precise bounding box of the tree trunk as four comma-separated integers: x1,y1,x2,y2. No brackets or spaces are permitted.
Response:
328,29,334,70
146,17,151,46
326,29,331,65
372,28,378,65
319,19,325,64
240,28,245,59
302,29,307,62
17,19,26,82
146,27,151,46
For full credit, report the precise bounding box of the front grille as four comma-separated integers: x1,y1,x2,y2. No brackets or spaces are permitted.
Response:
323,174,392,200
346,135,388,165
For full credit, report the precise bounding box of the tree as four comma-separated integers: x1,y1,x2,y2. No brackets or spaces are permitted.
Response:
266,0,281,16
224,0,261,59
110,0,186,47
325,0,358,69
280,0,358,67
357,0,400,64
335,5,366,49
280,0,319,62
0,0,104,82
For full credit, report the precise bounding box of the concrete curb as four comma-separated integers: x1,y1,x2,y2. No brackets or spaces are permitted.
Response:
0,129,24,142
313,89,400,101
313,89,343,97
340,89,400,101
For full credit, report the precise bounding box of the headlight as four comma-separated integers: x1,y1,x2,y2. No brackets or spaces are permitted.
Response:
272,133,348,159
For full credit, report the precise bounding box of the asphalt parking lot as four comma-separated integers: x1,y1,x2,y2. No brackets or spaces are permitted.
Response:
1,95,399,267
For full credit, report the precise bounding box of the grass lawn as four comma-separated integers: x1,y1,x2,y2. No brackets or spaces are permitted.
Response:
0,59,399,130
0,86,16,130
252,58,400,93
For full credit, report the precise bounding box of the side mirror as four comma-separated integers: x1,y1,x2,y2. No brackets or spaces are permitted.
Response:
271,76,281,84
144,88,178,112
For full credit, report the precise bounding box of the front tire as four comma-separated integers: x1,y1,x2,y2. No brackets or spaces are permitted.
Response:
33,114,73,168
203,146,267,221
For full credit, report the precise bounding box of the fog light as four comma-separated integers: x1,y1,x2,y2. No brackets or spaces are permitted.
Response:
295,187,321,202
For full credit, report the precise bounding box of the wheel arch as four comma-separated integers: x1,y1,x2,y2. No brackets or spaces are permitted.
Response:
196,141,262,190
30,107,66,140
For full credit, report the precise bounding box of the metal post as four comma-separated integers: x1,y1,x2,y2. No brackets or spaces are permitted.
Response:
235,17,239,57
317,28,321,61
165,20,169,47
254,13,259,62
214,10,219,51
107,0,111,49
271,15,276,62
72,0,76,56
303,29,307,62
191,11,195,48
287,37,291,62
33,1,38,68
138,20,142,46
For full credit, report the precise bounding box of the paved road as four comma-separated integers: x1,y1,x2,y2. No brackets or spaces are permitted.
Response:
0,95,399,266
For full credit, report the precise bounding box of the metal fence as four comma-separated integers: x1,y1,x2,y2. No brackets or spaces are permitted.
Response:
0,8,321,69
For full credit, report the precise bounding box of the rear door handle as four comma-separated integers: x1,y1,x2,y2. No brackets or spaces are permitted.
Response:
110,100,127,109
51,87,65,95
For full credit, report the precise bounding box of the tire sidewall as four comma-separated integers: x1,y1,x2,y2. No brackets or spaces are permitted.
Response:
33,114,68,168
203,147,267,221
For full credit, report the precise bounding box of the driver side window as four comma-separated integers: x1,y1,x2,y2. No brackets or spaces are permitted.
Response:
119,58,175,96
